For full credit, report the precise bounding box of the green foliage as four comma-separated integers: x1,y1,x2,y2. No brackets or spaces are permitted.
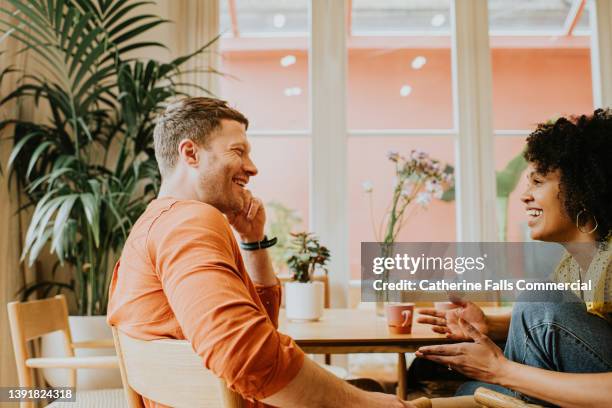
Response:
440,150,528,240
285,232,330,283
0,0,216,315
266,201,302,272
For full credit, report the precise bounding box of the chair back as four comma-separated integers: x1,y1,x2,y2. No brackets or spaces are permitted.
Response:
7,295,76,407
474,387,542,408
111,327,244,408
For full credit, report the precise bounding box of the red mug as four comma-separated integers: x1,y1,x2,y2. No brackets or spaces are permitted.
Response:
385,303,415,334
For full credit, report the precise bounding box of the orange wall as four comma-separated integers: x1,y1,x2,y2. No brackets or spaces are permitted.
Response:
219,46,594,278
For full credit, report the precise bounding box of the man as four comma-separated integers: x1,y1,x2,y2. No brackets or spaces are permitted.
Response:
107,97,413,408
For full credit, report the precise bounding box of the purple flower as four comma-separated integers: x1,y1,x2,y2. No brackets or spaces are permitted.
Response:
387,150,400,162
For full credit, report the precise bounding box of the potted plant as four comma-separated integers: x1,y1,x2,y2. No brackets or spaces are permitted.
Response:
0,0,216,388
285,232,330,321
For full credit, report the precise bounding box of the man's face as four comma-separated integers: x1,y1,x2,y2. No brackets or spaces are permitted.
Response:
195,119,257,215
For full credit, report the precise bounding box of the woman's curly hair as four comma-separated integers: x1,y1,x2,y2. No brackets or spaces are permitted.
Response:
524,109,612,242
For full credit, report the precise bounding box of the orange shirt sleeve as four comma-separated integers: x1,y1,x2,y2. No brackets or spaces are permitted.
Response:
254,283,282,328
148,202,304,401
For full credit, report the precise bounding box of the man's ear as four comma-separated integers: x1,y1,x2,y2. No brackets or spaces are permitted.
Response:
177,139,199,167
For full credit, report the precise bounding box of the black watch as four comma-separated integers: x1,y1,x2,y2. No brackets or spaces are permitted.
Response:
239,235,278,251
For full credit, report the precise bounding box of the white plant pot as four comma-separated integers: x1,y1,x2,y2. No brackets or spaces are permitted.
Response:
41,315,122,390
285,281,324,322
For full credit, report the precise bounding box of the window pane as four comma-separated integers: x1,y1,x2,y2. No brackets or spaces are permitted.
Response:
489,0,590,35
249,136,310,272
220,0,308,37
249,137,309,228
489,1,594,130
348,0,453,130
348,137,456,279
219,1,309,130
352,0,451,36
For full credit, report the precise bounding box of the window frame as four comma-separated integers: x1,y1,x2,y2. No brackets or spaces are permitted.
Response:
217,0,612,306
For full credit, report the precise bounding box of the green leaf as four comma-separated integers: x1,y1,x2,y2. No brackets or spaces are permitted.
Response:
7,131,40,172
107,13,158,38
25,140,54,179
69,24,102,78
80,193,100,247
51,194,78,258
104,1,152,30
496,150,527,198
27,226,53,266
110,19,168,47
24,195,64,254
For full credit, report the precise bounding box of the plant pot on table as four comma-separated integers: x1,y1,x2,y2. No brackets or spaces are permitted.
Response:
285,281,325,322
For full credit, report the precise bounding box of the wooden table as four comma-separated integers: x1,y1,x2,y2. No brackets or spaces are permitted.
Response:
279,307,511,399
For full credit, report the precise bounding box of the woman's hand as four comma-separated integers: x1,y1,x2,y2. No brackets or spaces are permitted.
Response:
417,299,488,341
415,318,510,384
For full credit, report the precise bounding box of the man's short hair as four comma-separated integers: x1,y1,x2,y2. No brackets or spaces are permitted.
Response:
153,97,249,176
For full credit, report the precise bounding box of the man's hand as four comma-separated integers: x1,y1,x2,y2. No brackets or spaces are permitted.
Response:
417,299,488,341
227,189,266,242
415,318,510,384
362,392,416,408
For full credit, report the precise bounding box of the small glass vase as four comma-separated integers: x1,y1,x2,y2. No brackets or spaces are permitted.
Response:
375,243,393,316
375,271,392,316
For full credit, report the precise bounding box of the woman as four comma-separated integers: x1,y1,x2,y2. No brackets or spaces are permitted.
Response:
416,109,612,407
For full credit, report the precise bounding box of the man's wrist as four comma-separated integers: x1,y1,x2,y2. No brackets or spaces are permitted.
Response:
240,233,265,243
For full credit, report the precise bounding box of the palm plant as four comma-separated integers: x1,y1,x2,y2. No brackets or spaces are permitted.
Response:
0,0,217,315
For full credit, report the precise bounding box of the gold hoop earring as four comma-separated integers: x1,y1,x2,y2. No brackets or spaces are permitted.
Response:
576,209,598,234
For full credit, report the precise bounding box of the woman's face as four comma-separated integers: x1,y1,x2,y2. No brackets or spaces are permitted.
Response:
520,163,578,242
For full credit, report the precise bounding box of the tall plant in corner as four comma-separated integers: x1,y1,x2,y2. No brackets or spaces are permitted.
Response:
0,0,217,315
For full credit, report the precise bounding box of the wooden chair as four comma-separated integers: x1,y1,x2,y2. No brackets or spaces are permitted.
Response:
7,295,120,408
474,387,543,408
409,388,543,408
111,327,245,408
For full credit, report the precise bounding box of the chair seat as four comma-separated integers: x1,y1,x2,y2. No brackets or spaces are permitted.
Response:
48,388,127,408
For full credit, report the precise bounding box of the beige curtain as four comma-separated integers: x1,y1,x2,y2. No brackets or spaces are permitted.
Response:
0,0,220,388
0,0,37,389
165,0,220,95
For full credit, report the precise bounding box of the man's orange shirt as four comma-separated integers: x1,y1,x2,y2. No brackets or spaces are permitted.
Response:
107,197,305,407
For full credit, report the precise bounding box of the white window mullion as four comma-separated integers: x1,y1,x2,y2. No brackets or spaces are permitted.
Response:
451,0,497,242
310,0,348,307
590,0,612,108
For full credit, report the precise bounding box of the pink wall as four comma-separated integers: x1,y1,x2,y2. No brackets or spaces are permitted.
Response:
219,45,594,278
491,48,593,129
348,49,453,129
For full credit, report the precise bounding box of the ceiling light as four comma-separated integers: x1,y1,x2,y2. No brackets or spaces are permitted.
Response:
431,14,446,27
273,13,286,28
280,55,296,67
400,85,412,97
284,87,302,97
411,56,427,70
